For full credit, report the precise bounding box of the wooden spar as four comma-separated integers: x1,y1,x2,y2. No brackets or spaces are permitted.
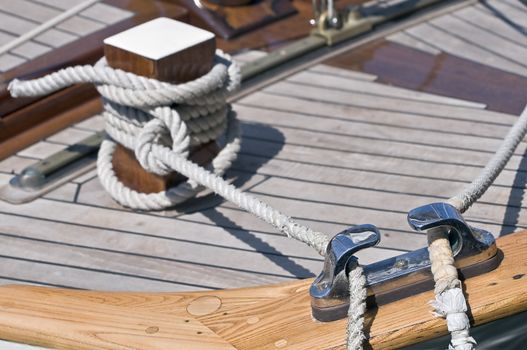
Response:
0,231,525,349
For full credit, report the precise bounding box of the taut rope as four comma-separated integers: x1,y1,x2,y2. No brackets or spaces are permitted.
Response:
429,105,527,350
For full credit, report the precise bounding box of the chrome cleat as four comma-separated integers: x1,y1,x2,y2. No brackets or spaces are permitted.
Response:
310,203,500,322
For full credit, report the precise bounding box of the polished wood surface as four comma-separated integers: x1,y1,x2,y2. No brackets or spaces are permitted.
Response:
104,18,216,83
324,0,527,116
0,87,100,160
176,0,298,39
0,230,525,349
0,98,102,161
106,18,218,193
325,40,527,116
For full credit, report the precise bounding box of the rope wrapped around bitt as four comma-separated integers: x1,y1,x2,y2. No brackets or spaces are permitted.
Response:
10,51,241,210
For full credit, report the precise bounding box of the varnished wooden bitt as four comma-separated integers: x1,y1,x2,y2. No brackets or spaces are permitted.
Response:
104,18,218,194
0,231,525,349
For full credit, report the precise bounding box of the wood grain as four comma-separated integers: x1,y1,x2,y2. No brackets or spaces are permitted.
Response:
0,230,525,349
176,0,297,39
0,96,102,161
105,18,218,193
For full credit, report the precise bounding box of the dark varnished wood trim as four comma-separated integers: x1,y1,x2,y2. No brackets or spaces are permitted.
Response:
324,39,527,116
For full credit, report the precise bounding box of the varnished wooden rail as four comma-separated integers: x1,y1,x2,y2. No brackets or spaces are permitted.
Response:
0,231,526,349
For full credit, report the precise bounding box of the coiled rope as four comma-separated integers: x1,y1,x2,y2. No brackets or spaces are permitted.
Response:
9,48,527,349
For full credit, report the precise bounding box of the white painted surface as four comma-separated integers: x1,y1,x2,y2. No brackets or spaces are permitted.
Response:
0,340,48,349
103,18,215,60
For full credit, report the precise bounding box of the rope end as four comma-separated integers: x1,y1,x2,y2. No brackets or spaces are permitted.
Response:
7,79,21,97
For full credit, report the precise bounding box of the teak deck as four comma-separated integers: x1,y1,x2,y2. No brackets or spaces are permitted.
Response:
0,0,527,349
0,228,525,349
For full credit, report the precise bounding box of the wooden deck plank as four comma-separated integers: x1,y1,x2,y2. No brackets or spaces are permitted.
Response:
248,174,525,232
56,16,105,36
32,0,90,11
0,210,320,267
404,22,527,77
230,152,524,214
261,81,519,124
231,154,516,206
240,119,504,171
0,11,37,35
0,30,16,45
386,31,440,55
212,203,418,255
287,70,486,108
79,3,133,25
70,168,97,184
73,115,105,132
430,14,527,67
0,200,324,273
0,255,188,291
307,64,377,81
0,11,77,48
32,28,77,48
455,6,527,48
16,141,66,160
0,156,35,174
0,0,61,23
43,183,79,202
238,92,513,138
64,141,524,242
235,104,521,157
10,41,51,60
46,127,93,145
0,234,302,291
485,0,527,25
0,54,26,73
236,136,525,196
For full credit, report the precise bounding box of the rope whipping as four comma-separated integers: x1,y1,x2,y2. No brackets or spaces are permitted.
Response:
8,52,366,349
429,104,527,350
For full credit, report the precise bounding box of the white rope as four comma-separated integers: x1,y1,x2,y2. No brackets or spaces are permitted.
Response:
448,106,527,214
347,266,367,350
9,54,367,348
429,104,527,350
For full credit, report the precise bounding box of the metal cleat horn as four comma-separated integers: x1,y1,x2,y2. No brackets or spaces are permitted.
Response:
310,203,500,322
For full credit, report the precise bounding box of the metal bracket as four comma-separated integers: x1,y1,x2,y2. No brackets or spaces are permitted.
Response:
310,202,500,322
0,132,102,204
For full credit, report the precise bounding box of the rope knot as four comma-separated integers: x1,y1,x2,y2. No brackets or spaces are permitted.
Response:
135,118,175,176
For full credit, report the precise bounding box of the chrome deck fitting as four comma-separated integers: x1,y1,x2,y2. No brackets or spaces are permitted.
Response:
310,202,500,322
0,132,102,204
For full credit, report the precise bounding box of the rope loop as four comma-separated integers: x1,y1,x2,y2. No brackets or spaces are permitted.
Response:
135,117,174,176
